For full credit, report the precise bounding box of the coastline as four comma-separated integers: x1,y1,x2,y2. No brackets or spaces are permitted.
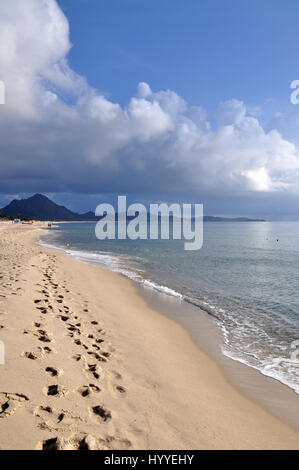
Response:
0,224,299,449
39,221,299,399
39,221,299,422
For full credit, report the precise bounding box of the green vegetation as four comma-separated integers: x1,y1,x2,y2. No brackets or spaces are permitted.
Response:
0,208,31,221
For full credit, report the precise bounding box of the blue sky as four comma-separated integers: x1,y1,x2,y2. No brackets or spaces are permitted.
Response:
58,0,298,121
1,0,299,218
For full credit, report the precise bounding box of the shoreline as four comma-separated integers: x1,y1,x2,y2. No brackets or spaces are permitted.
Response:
38,224,299,435
38,223,299,427
0,224,299,449
39,221,299,400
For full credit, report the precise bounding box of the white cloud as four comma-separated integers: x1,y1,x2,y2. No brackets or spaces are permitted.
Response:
137,82,152,99
0,0,299,197
242,168,272,191
127,97,173,141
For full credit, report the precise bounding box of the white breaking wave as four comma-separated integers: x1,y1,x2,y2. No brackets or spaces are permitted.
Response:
142,279,183,299
38,239,183,301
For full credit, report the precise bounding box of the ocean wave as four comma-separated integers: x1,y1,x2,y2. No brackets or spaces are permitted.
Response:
142,279,184,299
221,346,299,395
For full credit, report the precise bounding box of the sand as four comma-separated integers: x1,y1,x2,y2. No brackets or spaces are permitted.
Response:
0,223,298,450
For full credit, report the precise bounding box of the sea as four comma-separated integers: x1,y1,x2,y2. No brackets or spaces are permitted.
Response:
39,220,299,395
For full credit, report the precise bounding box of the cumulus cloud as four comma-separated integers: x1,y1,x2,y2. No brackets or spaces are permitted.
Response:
0,0,299,199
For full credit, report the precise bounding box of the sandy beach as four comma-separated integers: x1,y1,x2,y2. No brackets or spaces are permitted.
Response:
0,223,299,450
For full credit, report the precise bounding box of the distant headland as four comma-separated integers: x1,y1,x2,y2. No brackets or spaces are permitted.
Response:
0,193,266,222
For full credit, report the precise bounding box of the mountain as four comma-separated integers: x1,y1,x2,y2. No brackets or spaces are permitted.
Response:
202,215,265,222
1,194,266,222
1,194,97,221
114,213,265,222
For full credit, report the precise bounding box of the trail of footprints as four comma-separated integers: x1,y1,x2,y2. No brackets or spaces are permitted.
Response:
0,230,35,422
34,405,82,432
16,254,128,449
0,229,39,299
0,229,36,330
0,240,128,449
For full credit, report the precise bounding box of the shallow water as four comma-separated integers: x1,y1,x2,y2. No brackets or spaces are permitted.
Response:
40,221,299,394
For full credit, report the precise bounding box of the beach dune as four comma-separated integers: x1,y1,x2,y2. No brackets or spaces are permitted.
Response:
0,224,298,450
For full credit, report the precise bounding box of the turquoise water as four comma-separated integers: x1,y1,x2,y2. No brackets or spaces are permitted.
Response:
40,221,299,394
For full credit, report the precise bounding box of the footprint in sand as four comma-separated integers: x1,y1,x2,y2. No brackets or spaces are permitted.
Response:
87,351,107,363
0,392,29,418
43,385,68,397
38,433,99,451
21,345,49,360
86,363,101,380
39,433,131,451
36,306,48,314
38,331,52,343
111,371,122,380
22,351,39,360
67,324,81,335
34,406,81,432
90,405,112,423
25,325,53,344
76,384,100,397
115,385,126,395
71,354,83,362
45,366,61,377
58,315,69,322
